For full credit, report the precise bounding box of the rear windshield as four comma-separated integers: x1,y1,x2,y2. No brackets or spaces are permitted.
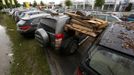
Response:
17,19,33,26
40,18,57,33
40,18,57,29
17,20,26,25
89,48,134,75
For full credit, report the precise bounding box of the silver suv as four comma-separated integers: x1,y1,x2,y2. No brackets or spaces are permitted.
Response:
35,15,80,55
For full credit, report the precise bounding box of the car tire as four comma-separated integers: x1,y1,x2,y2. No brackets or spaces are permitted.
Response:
61,37,79,55
35,28,49,47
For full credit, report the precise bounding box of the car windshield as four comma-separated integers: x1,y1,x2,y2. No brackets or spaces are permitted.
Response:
89,47,134,75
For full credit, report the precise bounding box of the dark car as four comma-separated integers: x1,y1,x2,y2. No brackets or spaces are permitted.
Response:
127,14,134,21
76,22,134,75
17,13,50,35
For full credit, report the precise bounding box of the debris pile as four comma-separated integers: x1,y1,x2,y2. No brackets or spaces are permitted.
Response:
65,11,108,37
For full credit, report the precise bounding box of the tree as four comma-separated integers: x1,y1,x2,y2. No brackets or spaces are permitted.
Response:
14,0,21,7
5,0,11,8
29,2,33,7
65,0,72,9
0,0,3,10
125,3,133,11
95,0,104,7
40,1,44,6
23,2,26,7
33,0,37,7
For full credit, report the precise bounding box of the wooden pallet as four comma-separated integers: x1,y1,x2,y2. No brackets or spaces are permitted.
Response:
65,12,108,37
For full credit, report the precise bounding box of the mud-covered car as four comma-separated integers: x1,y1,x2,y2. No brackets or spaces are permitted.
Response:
75,22,134,75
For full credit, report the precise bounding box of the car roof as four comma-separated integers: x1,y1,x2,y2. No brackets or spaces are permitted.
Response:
99,22,134,57
23,10,42,14
42,14,69,21
95,14,122,21
21,13,50,20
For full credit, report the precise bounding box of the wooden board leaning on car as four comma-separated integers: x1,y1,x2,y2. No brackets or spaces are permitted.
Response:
65,12,108,37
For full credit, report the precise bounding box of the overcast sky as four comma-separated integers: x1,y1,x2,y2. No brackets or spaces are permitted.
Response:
17,0,84,4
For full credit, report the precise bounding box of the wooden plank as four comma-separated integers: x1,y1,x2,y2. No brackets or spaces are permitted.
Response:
72,24,93,32
71,19,95,29
65,24,97,37
85,20,102,25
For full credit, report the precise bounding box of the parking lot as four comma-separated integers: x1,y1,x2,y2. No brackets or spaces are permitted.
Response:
0,12,95,75
0,5,134,75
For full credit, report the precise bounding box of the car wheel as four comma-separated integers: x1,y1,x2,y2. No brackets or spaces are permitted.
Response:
35,29,49,47
68,40,78,54
62,37,79,55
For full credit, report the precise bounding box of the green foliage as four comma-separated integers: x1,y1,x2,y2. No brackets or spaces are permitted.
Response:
33,0,37,7
0,0,3,9
23,2,26,7
95,0,104,7
29,2,33,7
65,0,72,8
0,14,51,75
14,0,21,7
125,3,133,11
5,0,11,8
40,1,44,6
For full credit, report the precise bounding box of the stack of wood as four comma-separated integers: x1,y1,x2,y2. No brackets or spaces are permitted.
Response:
65,12,108,37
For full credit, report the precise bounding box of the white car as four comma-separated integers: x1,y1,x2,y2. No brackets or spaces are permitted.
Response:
93,14,122,23
19,10,44,19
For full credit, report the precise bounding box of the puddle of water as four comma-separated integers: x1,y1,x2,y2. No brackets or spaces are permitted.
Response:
0,25,12,75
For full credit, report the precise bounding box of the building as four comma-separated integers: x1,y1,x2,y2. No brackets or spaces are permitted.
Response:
60,0,134,11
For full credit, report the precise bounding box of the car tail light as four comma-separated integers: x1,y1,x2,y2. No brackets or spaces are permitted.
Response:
76,67,84,75
19,25,31,31
55,34,64,49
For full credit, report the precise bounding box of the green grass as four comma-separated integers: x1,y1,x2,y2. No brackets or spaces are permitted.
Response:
0,13,51,75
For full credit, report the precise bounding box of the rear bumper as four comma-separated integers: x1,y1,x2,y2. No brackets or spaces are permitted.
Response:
17,27,36,34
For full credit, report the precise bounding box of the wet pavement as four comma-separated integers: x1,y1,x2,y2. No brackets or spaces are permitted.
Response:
0,25,12,75
46,37,95,75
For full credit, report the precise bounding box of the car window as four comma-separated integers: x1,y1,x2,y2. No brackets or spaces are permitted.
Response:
107,16,118,22
89,49,134,75
29,12,39,15
128,14,134,18
40,18,56,33
95,15,106,21
44,10,52,14
20,13,26,18
32,18,40,24
17,20,26,25
40,18,56,29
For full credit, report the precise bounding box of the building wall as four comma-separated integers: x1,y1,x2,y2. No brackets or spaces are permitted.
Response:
60,0,134,11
